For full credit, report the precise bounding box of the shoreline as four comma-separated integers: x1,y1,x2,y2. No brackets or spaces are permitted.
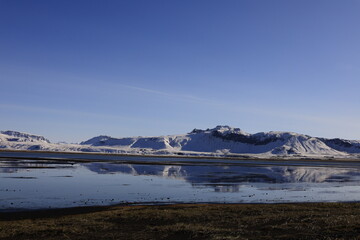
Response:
1,149,360,164
3,200,360,213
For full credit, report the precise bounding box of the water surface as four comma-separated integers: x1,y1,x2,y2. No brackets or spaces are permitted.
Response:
2,158,360,211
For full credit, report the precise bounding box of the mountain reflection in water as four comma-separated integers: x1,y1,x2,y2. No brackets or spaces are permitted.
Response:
84,163,359,192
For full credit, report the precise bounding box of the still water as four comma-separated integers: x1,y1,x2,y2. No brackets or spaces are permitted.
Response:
2,158,360,210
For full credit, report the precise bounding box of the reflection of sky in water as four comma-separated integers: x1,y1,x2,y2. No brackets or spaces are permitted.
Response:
2,159,360,210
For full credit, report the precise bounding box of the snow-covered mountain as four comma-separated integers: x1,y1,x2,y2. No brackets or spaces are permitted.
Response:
0,130,51,150
0,130,50,143
318,138,360,154
80,125,356,156
1,126,360,157
0,130,128,153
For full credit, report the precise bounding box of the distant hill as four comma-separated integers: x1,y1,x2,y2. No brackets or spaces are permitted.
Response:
1,126,360,157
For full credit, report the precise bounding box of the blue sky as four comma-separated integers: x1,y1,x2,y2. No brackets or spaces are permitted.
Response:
1,0,360,142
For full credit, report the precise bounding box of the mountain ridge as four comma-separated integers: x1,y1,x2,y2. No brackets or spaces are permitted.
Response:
1,126,360,157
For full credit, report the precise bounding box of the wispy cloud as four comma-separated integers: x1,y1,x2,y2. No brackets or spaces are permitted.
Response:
113,83,225,106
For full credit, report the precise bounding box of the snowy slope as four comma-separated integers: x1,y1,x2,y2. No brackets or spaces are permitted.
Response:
319,138,360,154
1,126,359,157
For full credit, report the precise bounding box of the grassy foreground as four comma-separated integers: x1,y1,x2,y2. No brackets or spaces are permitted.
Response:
1,203,360,240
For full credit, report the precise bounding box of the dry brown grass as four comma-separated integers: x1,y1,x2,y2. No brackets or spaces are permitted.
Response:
2,203,360,239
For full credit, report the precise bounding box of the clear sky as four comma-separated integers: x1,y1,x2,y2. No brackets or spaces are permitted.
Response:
1,0,359,142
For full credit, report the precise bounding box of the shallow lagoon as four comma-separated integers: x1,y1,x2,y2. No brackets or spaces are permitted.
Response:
2,157,360,211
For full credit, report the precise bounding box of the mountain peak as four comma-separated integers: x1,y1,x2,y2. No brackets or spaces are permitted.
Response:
212,125,246,134
192,125,249,136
